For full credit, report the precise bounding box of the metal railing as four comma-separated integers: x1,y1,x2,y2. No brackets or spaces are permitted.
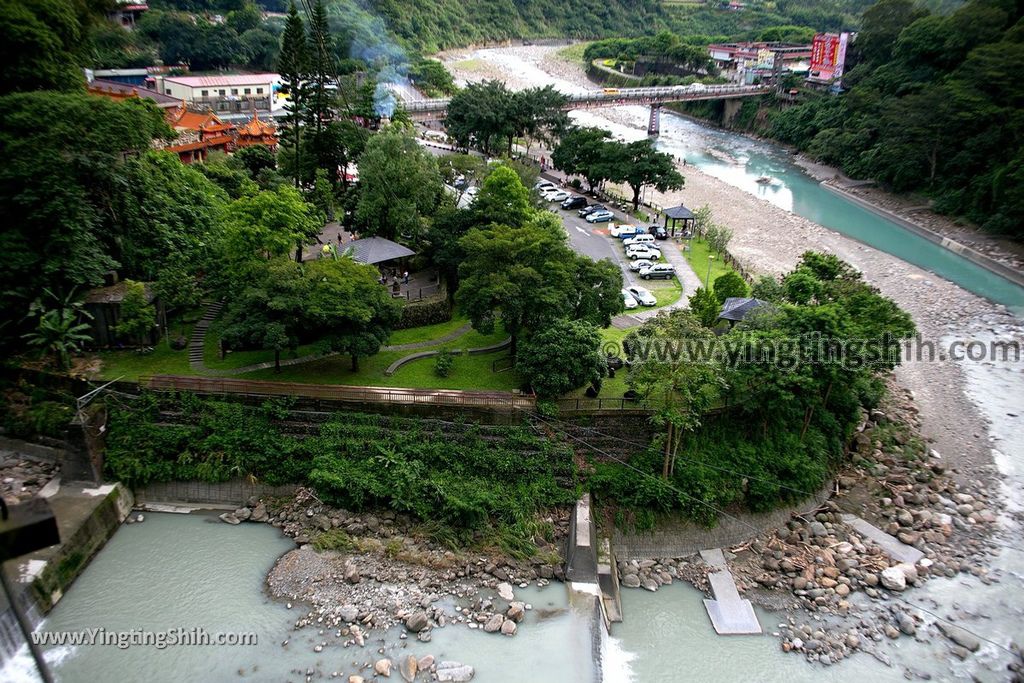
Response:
402,84,769,113
556,396,652,412
138,375,536,409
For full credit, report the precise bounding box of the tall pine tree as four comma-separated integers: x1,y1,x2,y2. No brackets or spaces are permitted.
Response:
307,0,333,138
277,1,309,191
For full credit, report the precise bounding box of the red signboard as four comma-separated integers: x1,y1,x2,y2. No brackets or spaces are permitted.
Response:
810,33,848,81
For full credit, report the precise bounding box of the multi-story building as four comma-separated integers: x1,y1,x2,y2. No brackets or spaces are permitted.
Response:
152,74,281,115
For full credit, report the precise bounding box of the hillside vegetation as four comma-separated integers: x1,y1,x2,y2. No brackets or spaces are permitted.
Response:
771,0,1024,237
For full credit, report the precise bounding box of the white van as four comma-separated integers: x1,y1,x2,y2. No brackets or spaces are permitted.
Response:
623,233,656,248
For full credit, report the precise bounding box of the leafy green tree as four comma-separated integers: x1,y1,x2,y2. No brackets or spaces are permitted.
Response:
240,27,280,71
277,1,309,188
22,289,93,370
409,59,456,97
218,185,323,282
750,275,785,302
516,319,606,398
705,224,733,255
571,258,625,327
857,0,929,66
444,80,513,156
551,127,613,192
607,139,684,211
354,127,443,244
687,286,720,328
155,259,201,335
472,165,532,228
226,2,262,34
309,168,335,220
0,0,87,94
713,271,748,303
0,93,173,326
115,280,156,344
625,310,726,478
232,144,277,178
305,0,334,139
456,213,576,357
220,256,400,372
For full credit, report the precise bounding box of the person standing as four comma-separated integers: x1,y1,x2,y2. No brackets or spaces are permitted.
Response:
403,270,409,285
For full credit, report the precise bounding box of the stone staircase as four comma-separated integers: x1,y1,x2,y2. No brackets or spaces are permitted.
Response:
188,300,224,370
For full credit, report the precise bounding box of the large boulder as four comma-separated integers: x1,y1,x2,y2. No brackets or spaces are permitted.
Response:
500,619,517,636
496,582,514,601
405,611,430,633
374,658,393,677
399,654,418,682
436,662,475,682
483,614,504,633
937,622,981,652
218,512,240,525
880,567,907,591
250,502,269,523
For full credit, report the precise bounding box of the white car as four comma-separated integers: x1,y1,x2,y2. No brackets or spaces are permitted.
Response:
623,234,657,248
535,180,557,192
621,289,639,310
628,259,655,272
627,286,657,307
609,224,643,238
626,245,662,260
545,190,570,203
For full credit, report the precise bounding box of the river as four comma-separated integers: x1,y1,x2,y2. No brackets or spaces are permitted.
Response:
443,46,1024,314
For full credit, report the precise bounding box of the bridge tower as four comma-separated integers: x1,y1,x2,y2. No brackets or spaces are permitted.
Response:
647,104,661,136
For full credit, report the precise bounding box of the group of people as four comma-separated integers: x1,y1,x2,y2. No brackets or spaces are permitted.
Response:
379,268,410,289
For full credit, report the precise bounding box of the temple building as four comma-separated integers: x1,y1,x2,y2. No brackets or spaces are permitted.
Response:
87,73,278,163
234,109,278,151
156,104,237,163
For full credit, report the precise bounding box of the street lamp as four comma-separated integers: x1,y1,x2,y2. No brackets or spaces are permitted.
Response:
706,254,715,288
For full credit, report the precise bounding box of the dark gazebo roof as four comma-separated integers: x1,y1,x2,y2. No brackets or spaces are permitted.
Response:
345,237,415,265
718,297,766,322
663,205,695,220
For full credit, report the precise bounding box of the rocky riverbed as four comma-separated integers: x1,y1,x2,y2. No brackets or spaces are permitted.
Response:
0,449,58,504
613,378,1012,673
216,489,570,680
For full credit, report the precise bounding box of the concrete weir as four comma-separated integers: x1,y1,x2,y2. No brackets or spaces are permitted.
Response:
699,548,762,635
841,514,924,565
565,494,622,636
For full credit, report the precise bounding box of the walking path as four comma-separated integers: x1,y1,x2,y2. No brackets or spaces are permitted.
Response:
699,548,762,635
194,323,475,377
187,300,224,371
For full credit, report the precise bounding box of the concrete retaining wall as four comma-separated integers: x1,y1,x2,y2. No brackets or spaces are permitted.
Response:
135,479,298,508
612,484,831,560
821,183,1024,289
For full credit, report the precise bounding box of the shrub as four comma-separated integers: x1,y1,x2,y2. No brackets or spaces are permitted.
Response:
434,348,454,377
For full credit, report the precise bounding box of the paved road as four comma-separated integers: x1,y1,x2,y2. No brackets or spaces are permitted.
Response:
540,192,702,327
416,142,702,326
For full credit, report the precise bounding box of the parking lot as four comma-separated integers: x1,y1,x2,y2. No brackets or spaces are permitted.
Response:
538,187,702,325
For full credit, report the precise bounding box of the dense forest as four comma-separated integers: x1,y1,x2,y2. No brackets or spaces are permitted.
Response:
83,0,914,73
771,0,1023,237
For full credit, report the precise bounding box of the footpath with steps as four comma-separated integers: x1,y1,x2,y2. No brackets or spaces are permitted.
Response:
699,548,762,635
188,300,224,370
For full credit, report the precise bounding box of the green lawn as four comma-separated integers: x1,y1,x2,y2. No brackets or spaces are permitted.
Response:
681,237,734,289
386,313,470,346
236,322,512,389
93,341,192,381
646,278,684,307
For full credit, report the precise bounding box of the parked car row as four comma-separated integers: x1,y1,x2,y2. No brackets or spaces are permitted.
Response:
610,222,678,280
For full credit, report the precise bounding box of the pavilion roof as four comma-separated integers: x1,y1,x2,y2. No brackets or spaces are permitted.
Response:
663,205,694,220
718,297,766,321
345,237,416,265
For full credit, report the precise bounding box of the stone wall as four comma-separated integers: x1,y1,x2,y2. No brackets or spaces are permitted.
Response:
611,483,833,560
